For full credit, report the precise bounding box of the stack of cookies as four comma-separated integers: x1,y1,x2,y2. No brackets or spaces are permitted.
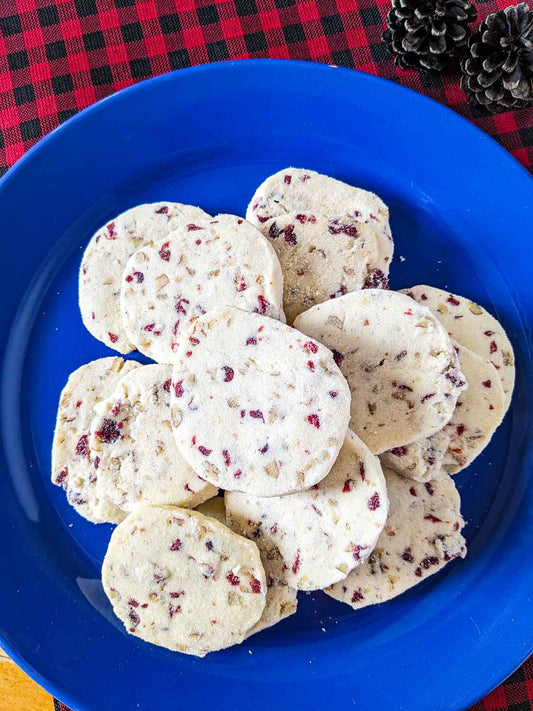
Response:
52,169,514,657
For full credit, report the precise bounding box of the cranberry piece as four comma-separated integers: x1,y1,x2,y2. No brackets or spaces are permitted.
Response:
128,608,140,631
189,336,199,345
445,370,466,387
170,539,182,551
155,206,169,214
396,350,407,360
368,493,380,510
363,269,389,290
226,572,240,586
329,284,348,299
187,223,202,231
76,434,89,458
105,222,117,240
94,456,100,470
329,390,338,398
490,341,498,354
258,444,269,454
174,380,184,398
307,360,315,371
237,280,247,292
328,219,358,237
159,242,171,261
424,482,434,495
284,174,292,184
283,224,297,245
307,414,320,429
410,487,417,496
456,424,465,436
351,590,364,603
352,544,368,560
168,604,182,618
482,380,492,388
234,469,242,479
175,297,189,315
292,553,300,575
163,379,171,392
390,446,408,457
55,470,68,485
303,341,318,354
128,598,139,607
240,410,246,418
331,349,344,367
359,462,365,481
108,332,118,344
484,330,494,336
206,540,214,551
222,449,231,466
95,419,121,444
246,336,257,345
421,556,439,569
342,479,354,492
414,567,422,577
269,222,281,239
424,514,442,523
250,410,264,421
222,366,234,382
402,548,414,563
447,296,460,306
254,295,270,315
198,446,212,456
250,578,262,593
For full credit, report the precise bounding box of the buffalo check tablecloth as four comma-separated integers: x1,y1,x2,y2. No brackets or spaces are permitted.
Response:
1,1,532,710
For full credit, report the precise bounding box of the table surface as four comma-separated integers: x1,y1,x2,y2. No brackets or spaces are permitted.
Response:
1,1,532,710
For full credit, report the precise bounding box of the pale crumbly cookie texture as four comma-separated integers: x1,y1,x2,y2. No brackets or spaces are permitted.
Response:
402,285,515,411
89,364,217,513
381,344,505,481
171,307,351,497
120,214,285,363
261,213,389,325
79,202,209,353
195,496,298,636
324,466,466,609
225,430,388,591
51,357,139,524
294,290,467,454
102,505,266,657
246,168,393,270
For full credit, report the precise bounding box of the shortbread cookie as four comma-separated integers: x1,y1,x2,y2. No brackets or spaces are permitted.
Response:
324,467,466,608
102,505,266,656
381,344,505,480
246,168,392,268
225,430,388,590
261,213,389,324
51,357,139,523
194,496,298,636
171,307,351,496
90,364,217,513
79,202,209,352
120,214,284,363
402,285,515,411
294,290,467,454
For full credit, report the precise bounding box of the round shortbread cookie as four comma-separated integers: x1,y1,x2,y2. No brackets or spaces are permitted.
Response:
294,290,467,454
51,357,139,524
324,466,466,609
171,307,351,496
261,213,389,325
381,344,505,481
194,496,298,637
225,430,388,590
79,202,209,353
89,364,217,513
402,285,515,411
102,505,266,657
120,214,285,363
246,168,393,269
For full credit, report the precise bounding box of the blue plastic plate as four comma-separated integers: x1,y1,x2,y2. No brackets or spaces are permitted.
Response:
0,60,532,711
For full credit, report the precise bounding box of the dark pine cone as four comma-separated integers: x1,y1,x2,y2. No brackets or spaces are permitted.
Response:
461,3,533,113
383,0,478,72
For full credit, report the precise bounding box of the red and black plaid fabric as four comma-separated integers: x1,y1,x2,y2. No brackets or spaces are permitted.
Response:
2,1,533,709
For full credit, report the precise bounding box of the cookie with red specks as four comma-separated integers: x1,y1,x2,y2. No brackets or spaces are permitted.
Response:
195,496,298,636
90,364,217,513
402,285,515,411
225,430,388,591
79,202,209,353
51,357,139,524
246,168,393,270
171,307,351,497
120,214,284,363
324,466,466,608
261,213,389,325
294,290,467,454
102,505,267,656
381,343,505,480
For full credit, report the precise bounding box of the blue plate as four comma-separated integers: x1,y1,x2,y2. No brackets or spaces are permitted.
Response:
0,60,532,711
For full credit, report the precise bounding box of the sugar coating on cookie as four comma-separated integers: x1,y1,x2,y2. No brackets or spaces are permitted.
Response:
381,344,505,480
89,364,217,513
225,430,388,590
261,213,388,325
194,496,298,636
324,466,466,608
171,307,351,496
79,202,209,353
51,357,139,524
102,505,266,657
402,285,515,411
120,214,285,363
294,290,467,454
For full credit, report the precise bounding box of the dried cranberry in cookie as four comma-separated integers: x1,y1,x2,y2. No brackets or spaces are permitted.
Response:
225,430,388,590
120,214,285,363
381,343,505,480
79,202,210,353
102,506,266,656
51,357,139,524
261,213,388,325
170,307,351,496
90,364,217,512
294,290,467,454
324,466,466,608
402,285,515,412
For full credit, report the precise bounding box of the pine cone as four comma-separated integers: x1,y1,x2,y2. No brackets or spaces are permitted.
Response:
383,0,478,72
461,3,533,113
